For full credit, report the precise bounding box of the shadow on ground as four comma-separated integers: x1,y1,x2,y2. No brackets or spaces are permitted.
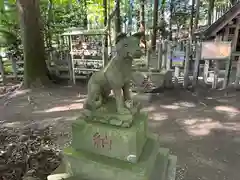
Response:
0,85,240,180
140,88,240,180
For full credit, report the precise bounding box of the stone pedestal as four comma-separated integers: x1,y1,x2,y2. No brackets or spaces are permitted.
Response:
132,69,173,92
48,112,177,180
72,112,147,162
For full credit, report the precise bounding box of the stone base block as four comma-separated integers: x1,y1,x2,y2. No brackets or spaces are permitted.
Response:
157,69,173,88
65,136,160,180
48,137,177,180
132,69,173,92
72,112,148,163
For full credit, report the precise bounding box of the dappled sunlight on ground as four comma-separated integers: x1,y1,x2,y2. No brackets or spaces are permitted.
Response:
149,112,168,121
72,99,86,103
160,101,196,110
8,89,31,99
214,105,239,118
142,105,156,112
34,116,78,127
176,117,240,136
40,116,77,123
33,102,84,113
222,122,240,131
177,118,221,136
1,121,23,128
1,85,240,180
174,101,196,108
160,104,181,110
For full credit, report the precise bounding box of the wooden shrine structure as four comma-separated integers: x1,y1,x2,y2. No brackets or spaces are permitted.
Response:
195,2,240,88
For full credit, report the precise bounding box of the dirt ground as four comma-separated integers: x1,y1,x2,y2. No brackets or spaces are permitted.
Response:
0,83,240,180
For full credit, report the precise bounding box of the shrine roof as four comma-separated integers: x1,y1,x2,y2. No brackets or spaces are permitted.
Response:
196,2,240,37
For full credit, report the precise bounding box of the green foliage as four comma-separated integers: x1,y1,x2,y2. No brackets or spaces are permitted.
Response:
0,1,19,48
0,0,233,52
170,0,192,28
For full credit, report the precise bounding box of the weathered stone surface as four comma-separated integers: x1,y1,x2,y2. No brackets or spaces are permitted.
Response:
166,155,177,180
64,136,160,180
158,69,173,88
83,32,144,116
72,112,148,162
47,147,177,180
150,148,169,180
131,69,173,92
47,173,70,180
82,97,141,128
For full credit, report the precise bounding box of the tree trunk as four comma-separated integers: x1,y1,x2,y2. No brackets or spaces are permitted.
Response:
127,0,133,33
115,0,121,37
103,0,108,64
189,0,195,42
139,0,145,32
231,0,237,5
17,0,50,88
159,0,166,39
169,0,174,41
103,0,107,40
193,0,200,41
46,0,53,49
139,0,146,52
83,0,88,28
207,0,215,26
194,0,200,30
151,0,159,50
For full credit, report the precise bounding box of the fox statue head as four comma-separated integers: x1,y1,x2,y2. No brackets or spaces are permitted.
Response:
114,32,144,57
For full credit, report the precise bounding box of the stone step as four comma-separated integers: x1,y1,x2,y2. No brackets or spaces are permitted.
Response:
64,136,160,180
47,150,177,180
149,147,170,180
158,148,170,180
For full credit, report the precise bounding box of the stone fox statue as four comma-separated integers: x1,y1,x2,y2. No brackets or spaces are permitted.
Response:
84,32,143,114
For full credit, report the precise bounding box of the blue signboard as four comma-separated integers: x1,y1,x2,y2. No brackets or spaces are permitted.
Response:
170,51,185,67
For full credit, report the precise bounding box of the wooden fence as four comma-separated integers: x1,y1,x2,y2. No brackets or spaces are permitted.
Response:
1,40,240,90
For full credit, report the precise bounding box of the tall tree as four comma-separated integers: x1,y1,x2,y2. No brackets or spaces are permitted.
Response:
115,0,121,37
103,0,108,64
139,0,146,52
207,0,215,25
17,0,50,88
46,0,53,49
189,0,195,42
169,0,174,40
194,0,200,31
151,0,159,50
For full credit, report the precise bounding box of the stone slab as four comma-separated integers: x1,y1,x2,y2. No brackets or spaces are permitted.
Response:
72,112,148,163
64,136,160,180
166,155,177,180
47,145,177,180
150,148,170,180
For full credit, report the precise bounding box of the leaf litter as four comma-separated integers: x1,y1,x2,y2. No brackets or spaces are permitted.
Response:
0,126,62,180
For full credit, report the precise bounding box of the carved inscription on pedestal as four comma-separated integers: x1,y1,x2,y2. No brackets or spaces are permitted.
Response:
92,132,112,150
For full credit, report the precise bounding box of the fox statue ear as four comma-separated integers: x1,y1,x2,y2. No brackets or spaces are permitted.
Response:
132,32,144,39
